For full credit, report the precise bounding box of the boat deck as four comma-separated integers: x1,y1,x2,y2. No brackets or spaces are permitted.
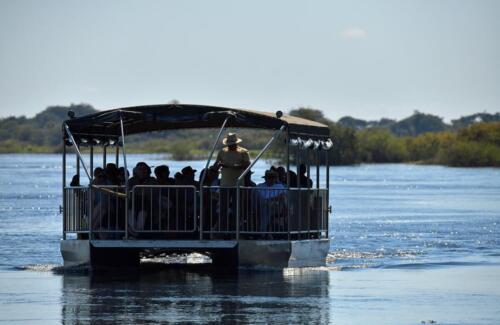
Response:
90,239,237,249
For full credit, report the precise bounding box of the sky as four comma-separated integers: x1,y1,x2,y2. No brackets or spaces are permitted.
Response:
0,0,499,121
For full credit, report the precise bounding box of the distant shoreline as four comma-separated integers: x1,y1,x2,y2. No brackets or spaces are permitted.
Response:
1,151,498,168
1,105,499,167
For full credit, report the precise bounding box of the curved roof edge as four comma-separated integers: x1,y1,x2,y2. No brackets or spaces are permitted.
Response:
64,104,331,141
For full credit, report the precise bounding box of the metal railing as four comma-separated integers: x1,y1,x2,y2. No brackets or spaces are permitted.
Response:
201,186,328,239
130,185,197,234
90,185,127,237
64,185,328,240
63,186,89,233
287,188,328,235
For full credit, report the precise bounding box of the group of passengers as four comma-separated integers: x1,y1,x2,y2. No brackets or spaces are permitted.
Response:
76,132,313,238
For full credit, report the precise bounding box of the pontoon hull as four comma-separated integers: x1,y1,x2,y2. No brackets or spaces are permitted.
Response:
60,239,330,269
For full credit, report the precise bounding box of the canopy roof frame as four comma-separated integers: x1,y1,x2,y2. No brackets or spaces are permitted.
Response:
63,104,331,144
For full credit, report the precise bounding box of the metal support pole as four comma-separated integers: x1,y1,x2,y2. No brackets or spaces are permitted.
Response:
316,150,320,190
326,149,330,239
90,145,94,178
62,144,66,240
120,114,129,239
306,150,311,238
286,133,290,241
316,149,320,238
76,154,80,179
63,124,91,181
103,145,107,167
199,116,230,240
237,125,286,241
296,145,301,238
115,146,119,167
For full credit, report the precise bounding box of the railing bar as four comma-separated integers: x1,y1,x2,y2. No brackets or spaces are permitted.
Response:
115,194,118,231
159,188,162,231
184,188,187,231
193,187,197,232
226,189,229,233
107,191,110,233
246,190,249,232
139,188,143,232
210,190,213,236
99,191,102,231
150,188,153,231
269,197,278,232
176,188,178,231
71,190,74,232
218,190,221,232
167,188,170,230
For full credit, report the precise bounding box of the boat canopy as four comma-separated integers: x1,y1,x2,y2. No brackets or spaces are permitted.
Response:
63,104,330,143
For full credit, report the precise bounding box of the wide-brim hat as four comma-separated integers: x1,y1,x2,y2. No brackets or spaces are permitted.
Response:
222,133,242,146
182,166,197,174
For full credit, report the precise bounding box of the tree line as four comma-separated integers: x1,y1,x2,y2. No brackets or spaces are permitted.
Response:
0,104,499,167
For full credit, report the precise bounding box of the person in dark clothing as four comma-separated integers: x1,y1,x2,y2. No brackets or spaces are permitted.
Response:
128,162,157,188
127,162,157,234
174,172,184,185
117,167,128,186
276,166,287,185
244,170,256,187
200,166,220,231
70,175,80,187
199,166,220,188
299,164,313,188
104,166,119,185
181,166,200,188
155,165,175,185
287,170,298,188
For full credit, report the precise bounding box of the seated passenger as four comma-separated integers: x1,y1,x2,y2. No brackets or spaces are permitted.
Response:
244,170,256,187
174,172,184,185
106,163,118,177
117,167,128,186
70,174,80,187
155,165,175,185
256,170,286,233
276,166,287,184
287,170,298,188
200,166,220,188
127,162,157,234
92,167,104,184
104,166,119,185
180,166,198,230
298,164,313,188
128,162,157,189
200,166,220,230
92,168,107,186
181,166,200,188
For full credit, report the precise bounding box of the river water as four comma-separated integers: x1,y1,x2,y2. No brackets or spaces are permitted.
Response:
0,154,499,324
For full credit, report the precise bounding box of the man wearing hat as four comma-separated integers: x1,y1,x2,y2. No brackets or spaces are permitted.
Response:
215,133,251,187
214,133,251,227
181,166,200,188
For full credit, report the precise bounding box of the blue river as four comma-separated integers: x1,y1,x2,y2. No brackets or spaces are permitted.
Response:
0,154,499,324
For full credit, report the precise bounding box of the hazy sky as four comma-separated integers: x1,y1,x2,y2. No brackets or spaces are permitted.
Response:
0,0,499,121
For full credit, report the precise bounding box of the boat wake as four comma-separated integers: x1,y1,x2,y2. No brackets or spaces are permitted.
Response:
14,264,89,274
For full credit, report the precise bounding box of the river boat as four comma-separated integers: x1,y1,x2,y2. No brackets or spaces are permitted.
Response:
60,104,332,268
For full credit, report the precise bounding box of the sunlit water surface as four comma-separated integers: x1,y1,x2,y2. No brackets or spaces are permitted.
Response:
1,154,499,324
